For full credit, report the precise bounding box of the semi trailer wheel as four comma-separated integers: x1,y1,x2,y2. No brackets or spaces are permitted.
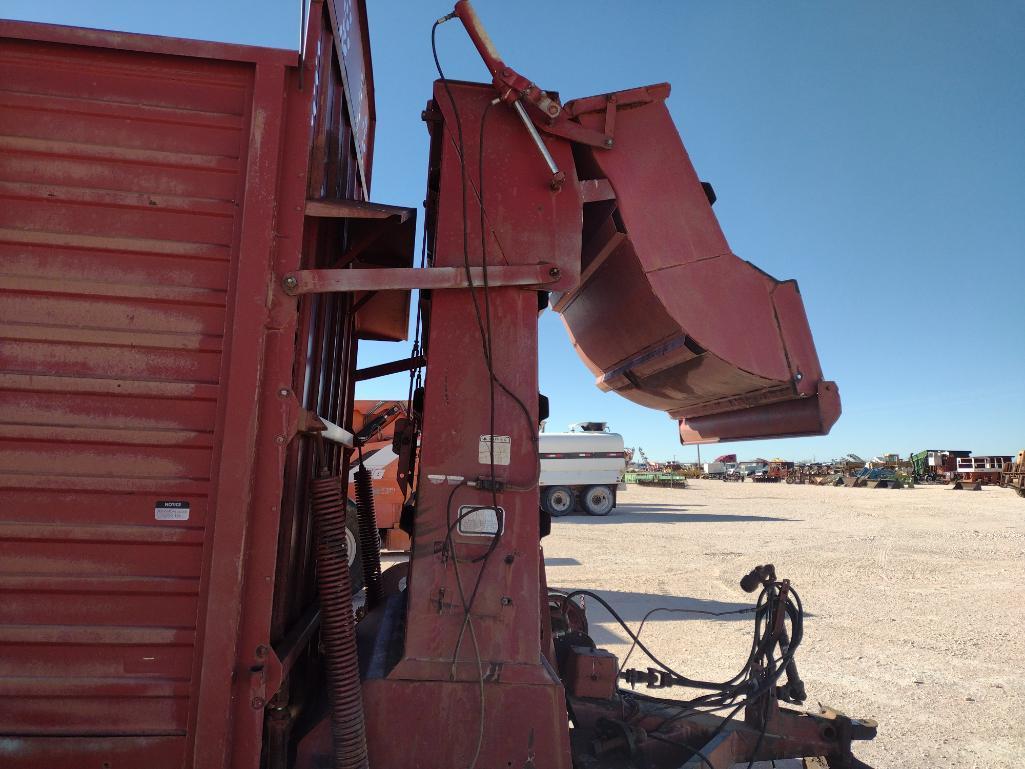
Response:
542,486,575,517
346,499,365,594
583,485,614,516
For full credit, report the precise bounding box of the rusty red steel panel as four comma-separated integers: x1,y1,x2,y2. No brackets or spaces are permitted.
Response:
0,2,383,767
361,79,579,769
556,84,841,444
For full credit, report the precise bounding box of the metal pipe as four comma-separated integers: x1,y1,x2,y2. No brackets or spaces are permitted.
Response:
318,418,355,448
513,99,560,177
355,354,426,382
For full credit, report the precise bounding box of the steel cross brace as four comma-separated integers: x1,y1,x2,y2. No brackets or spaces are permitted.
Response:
281,263,561,295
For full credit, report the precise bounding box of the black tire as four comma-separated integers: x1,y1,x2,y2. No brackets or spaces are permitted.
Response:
542,486,575,517
345,499,364,595
582,485,614,516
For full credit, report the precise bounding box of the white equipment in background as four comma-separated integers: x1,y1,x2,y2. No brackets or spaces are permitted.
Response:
539,423,626,517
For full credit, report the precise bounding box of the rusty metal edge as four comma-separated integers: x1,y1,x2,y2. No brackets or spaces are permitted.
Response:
0,18,299,66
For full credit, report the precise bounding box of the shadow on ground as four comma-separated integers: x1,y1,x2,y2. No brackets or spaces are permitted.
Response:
553,503,795,524
616,503,707,509
548,587,758,646
544,557,582,566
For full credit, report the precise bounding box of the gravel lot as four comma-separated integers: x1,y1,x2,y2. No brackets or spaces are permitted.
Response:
542,481,1025,769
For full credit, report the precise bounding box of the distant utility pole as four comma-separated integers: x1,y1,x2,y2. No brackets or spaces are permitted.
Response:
696,444,701,466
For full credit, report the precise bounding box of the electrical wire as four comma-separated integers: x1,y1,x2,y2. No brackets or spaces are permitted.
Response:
444,486,487,769
478,99,542,488
431,16,505,620
561,589,752,692
432,19,541,484
432,4,549,641
430,20,521,769
641,581,805,766
618,604,758,673
744,691,771,769
405,212,428,416
432,20,490,768
560,576,806,766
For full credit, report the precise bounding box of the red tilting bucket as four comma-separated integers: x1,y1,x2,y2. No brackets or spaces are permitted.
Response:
553,84,840,444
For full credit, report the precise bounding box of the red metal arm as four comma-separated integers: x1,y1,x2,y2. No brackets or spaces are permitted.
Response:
450,0,614,149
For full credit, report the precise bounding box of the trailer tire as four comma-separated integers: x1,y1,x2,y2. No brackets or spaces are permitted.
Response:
542,486,575,517
582,485,614,516
346,499,364,595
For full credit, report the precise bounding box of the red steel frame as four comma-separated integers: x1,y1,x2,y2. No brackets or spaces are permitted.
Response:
0,2,398,767
360,80,582,768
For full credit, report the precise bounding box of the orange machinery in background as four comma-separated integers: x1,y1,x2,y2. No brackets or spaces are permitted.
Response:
350,400,413,550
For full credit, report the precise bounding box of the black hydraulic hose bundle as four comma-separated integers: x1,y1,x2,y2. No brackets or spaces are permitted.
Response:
309,472,369,769
575,566,805,720
354,451,384,610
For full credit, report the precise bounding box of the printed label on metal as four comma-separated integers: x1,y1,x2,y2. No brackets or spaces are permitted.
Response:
478,435,511,466
155,500,190,521
457,505,504,537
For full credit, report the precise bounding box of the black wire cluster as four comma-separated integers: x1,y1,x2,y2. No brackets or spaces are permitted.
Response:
562,578,804,768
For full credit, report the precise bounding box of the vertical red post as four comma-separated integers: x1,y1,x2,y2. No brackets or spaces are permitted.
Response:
361,81,581,769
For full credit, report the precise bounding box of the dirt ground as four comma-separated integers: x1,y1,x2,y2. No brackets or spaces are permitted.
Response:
542,481,1025,769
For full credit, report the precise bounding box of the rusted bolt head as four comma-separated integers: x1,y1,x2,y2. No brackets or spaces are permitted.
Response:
604,138,614,148
547,105,559,116
278,388,289,397
504,554,515,564
500,596,513,606
255,644,269,658
548,267,561,279
283,275,298,290
275,436,286,445
251,697,265,709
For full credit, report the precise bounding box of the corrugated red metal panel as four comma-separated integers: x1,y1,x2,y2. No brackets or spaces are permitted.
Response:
1,2,388,766
0,22,254,766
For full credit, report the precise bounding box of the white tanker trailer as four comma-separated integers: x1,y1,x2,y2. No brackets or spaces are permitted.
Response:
539,422,627,516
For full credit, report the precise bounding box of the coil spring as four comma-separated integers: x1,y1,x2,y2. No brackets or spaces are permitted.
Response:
353,465,384,609
309,474,369,769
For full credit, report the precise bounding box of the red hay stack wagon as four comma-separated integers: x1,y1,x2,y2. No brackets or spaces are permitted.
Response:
0,2,872,768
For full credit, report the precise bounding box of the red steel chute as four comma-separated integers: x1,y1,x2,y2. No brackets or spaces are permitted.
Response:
553,85,840,444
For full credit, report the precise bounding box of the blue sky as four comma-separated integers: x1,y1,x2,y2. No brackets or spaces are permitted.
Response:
6,1,1023,462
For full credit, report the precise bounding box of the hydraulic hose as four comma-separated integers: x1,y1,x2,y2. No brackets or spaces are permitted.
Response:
310,473,369,769
353,463,384,609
